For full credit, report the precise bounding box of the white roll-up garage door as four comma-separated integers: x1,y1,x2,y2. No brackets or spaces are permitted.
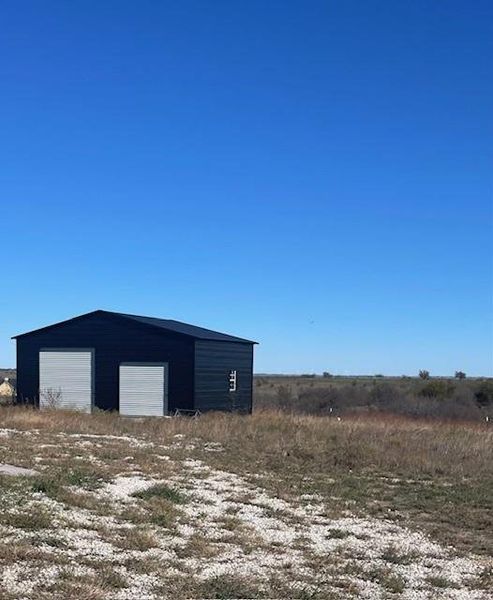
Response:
119,363,168,416
39,350,94,412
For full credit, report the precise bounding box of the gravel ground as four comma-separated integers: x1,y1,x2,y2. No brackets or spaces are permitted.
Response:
0,426,491,599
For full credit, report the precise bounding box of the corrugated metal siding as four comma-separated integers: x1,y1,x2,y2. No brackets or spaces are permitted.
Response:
194,341,253,413
39,350,93,412
16,313,194,411
119,363,168,416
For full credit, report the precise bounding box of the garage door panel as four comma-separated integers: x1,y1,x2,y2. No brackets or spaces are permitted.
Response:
119,363,168,416
39,350,93,412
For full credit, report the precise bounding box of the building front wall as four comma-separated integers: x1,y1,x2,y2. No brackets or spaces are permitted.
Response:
16,313,195,412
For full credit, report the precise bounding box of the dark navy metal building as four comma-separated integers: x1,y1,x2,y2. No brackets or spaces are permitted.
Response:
13,310,256,415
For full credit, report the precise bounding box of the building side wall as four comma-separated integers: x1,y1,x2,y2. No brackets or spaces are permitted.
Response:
15,313,194,412
194,340,253,413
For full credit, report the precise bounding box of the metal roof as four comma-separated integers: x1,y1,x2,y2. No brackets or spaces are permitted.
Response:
13,310,257,344
113,312,256,343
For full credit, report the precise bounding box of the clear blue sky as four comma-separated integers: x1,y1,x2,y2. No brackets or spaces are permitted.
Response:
1,1,492,375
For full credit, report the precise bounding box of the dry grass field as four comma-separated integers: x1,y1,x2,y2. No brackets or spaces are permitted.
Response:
0,407,491,599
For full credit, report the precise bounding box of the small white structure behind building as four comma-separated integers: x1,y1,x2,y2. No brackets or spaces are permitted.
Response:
0,378,15,405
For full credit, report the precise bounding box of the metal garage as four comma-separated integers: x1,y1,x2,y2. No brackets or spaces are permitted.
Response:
13,310,256,415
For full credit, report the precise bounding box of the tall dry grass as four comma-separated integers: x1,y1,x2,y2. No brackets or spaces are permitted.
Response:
1,406,491,481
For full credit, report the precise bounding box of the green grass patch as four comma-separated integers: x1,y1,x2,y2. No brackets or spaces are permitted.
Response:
426,575,459,589
0,507,52,530
195,575,266,599
364,566,406,593
30,467,105,499
97,566,128,589
132,483,187,504
381,544,419,565
326,528,350,539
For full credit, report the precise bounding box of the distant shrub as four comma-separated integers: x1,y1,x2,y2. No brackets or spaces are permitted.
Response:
374,374,384,378
300,374,316,378
475,381,493,407
455,371,467,379
420,381,455,399
322,372,333,378
369,383,396,405
276,385,294,409
419,370,430,380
